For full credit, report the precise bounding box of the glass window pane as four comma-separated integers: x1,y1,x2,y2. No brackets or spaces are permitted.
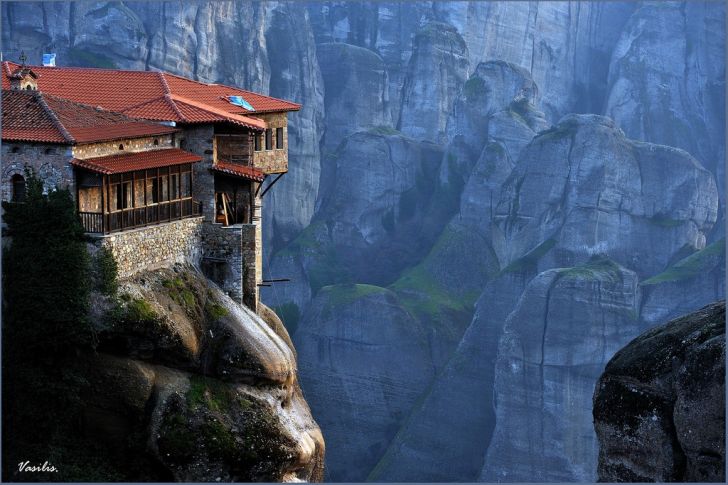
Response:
265,129,272,150
276,127,283,149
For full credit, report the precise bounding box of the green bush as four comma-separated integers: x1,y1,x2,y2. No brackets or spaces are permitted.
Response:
96,247,118,296
2,170,92,355
2,171,96,480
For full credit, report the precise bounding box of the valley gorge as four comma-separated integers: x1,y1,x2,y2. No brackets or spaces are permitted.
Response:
3,1,724,482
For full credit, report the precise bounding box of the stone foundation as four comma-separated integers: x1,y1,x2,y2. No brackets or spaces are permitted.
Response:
94,217,203,278
201,222,260,311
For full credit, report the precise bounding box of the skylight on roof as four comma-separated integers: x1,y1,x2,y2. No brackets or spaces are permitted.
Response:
228,95,255,111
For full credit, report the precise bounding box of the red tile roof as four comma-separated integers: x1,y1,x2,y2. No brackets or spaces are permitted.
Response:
2,62,300,129
2,89,178,144
70,148,201,175
211,160,266,182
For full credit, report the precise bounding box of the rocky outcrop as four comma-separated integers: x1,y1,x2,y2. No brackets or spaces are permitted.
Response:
369,272,527,481
482,259,642,482
263,3,325,249
85,264,324,482
397,22,469,144
492,114,718,277
293,284,434,481
317,42,391,153
594,301,725,482
641,238,726,327
265,129,444,320
605,2,726,199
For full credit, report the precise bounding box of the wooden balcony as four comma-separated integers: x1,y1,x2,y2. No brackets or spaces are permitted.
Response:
79,198,202,234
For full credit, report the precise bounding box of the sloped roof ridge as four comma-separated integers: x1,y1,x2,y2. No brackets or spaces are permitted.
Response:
41,91,177,129
163,93,186,120
162,70,301,110
34,92,75,142
169,93,265,129
157,70,172,95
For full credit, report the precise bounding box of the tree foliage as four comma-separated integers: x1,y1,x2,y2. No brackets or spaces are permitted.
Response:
2,171,93,356
2,171,97,481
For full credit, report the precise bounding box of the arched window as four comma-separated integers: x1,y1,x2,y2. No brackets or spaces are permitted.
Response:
153,138,159,146
179,138,187,150
12,174,26,202
118,144,124,150
11,146,20,154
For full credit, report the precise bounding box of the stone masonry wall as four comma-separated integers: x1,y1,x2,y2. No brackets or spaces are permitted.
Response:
72,134,175,159
95,217,203,278
252,112,288,173
200,222,260,311
1,143,74,201
201,223,244,303
242,222,261,311
181,125,216,223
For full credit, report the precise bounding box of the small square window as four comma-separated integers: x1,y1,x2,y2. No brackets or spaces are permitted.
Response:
265,129,272,150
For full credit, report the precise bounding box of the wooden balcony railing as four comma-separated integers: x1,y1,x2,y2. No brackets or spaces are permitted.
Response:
79,199,202,234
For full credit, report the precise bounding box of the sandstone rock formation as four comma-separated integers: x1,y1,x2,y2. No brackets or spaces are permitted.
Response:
482,259,642,481
86,264,324,482
594,301,725,483
2,2,725,481
293,284,434,481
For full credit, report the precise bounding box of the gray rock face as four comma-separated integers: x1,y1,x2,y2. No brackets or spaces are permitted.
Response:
433,1,635,120
263,3,325,249
266,129,443,316
492,114,718,277
605,2,726,199
594,301,725,482
85,265,324,482
293,284,434,482
3,3,725,482
317,42,391,154
371,272,529,482
398,22,469,144
640,238,726,327
482,260,642,482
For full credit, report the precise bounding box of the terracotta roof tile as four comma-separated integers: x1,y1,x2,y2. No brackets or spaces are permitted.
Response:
1,62,301,127
2,89,178,144
211,160,266,182
70,148,201,174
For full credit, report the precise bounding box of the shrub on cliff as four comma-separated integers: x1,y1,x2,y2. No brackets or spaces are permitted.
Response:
2,171,92,354
2,171,100,481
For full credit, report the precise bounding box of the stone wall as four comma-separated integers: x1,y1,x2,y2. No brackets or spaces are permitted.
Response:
200,222,260,311
72,134,175,159
95,217,203,278
1,143,74,201
252,112,289,173
181,125,217,223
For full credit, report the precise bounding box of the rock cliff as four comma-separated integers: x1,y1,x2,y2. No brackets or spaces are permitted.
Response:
2,1,725,481
593,301,725,482
85,264,324,482
293,284,434,481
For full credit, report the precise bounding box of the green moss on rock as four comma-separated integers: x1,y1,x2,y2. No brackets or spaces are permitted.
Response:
501,238,557,275
642,238,725,285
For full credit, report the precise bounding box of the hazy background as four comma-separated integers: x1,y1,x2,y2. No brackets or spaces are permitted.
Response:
3,1,724,481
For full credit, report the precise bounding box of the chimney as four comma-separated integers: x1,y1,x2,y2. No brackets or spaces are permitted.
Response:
9,51,39,91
